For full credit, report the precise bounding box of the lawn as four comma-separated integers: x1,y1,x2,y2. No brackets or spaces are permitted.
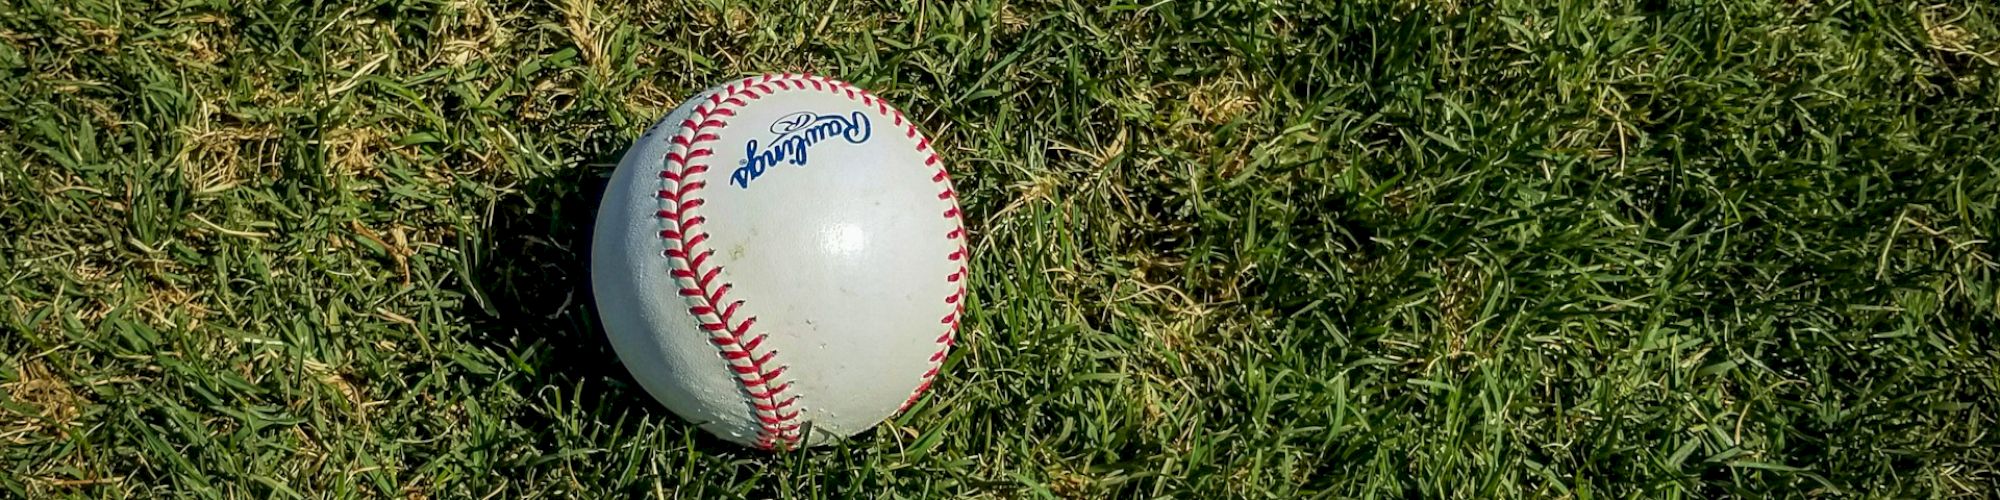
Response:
3,0,1998,497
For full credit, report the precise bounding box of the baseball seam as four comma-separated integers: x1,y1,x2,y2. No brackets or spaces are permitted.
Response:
655,73,964,449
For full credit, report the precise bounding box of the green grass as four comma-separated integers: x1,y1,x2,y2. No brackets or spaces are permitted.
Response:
3,0,1997,497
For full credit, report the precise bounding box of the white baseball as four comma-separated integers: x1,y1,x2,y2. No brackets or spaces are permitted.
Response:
591,74,967,449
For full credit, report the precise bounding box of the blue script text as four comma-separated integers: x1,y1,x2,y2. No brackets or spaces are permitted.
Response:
731,111,873,188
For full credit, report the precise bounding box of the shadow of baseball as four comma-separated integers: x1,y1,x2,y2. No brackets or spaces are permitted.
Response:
452,127,770,477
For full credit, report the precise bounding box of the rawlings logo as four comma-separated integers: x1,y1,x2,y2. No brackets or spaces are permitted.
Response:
731,111,872,188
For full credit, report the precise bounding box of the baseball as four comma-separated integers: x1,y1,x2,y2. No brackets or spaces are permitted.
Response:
591,74,967,449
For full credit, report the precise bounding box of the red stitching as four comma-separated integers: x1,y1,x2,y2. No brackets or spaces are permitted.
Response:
899,114,964,414
656,74,961,447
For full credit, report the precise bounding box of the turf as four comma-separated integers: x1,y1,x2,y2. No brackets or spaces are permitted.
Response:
3,0,1998,497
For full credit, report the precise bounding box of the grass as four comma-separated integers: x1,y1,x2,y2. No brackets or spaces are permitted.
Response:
2,0,1997,497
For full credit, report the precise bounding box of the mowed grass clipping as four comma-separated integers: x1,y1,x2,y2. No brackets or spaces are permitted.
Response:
2,0,1997,497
